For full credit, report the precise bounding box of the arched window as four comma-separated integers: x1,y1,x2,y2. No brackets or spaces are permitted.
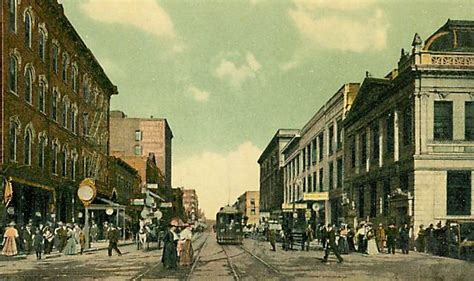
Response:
39,29,46,61
24,129,32,165
38,136,46,169
71,65,78,92
62,53,69,82
62,101,68,128
52,142,58,175
8,56,18,94
25,67,33,103
9,120,18,162
52,44,59,73
38,81,46,113
83,79,91,103
71,152,77,181
25,12,32,48
83,113,89,136
61,148,68,177
83,156,89,177
52,90,58,122
8,0,17,33
71,107,77,134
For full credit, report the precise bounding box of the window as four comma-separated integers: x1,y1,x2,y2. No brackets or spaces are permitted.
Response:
319,168,324,192
328,125,334,156
311,139,317,164
312,171,317,191
306,145,311,168
71,66,78,92
25,68,33,104
135,130,142,141
62,54,68,82
318,133,324,162
386,112,394,154
24,129,32,165
71,108,77,134
25,12,32,48
329,162,334,190
447,171,471,216
358,186,365,218
302,147,306,171
52,90,58,122
8,56,18,94
351,137,356,168
403,106,412,146
52,143,58,174
38,82,46,113
383,180,390,215
361,132,367,166
71,155,76,181
308,175,312,193
134,145,142,156
38,137,46,169
465,102,474,141
434,101,453,141
61,149,68,177
8,0,17,33
370,182,377,218
336,158,343,188
83,81,90,102
372,123,379,160
303,177,306,192
336,119,343,150
9,121,18,162
39,30,46,61
83,113,89,136
52,44,59,73
62,102,68,128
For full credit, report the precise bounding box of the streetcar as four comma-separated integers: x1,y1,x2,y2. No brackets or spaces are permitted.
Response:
216,205,244,244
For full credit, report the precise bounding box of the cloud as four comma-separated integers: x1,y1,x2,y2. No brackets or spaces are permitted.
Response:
214,52,262,88
80,0,176,39
173,142,261,218
188,86,210,102
288,0,388,53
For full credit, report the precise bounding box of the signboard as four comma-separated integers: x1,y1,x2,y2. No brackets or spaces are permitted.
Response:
303,192,329,201
146,184,158,189
131,199,144,205
78,178,97,206
160,202,173,208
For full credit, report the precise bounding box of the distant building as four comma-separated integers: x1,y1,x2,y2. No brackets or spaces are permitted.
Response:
182,189,199,222
258,129,299,222
235,191,260,225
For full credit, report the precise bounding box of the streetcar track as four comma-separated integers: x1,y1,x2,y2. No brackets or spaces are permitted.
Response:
221,245,240,281
185,233,210,281
239,245,282,275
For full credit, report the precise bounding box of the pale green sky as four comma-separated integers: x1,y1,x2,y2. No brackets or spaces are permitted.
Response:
62,0,473,216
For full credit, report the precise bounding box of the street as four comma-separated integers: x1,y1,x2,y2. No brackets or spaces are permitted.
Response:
1,232,472,280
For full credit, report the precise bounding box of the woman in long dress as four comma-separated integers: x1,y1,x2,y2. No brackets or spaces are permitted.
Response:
338,225,350,254
366,224,379,255
162,225,178,269
63,224,77,255
2,222,19,256
179,225,194,266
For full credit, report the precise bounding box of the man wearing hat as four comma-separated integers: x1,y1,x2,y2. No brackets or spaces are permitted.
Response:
376,223,386,254
107,223,122,256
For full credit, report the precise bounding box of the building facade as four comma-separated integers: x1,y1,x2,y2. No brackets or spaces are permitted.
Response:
0,0,117,226
258,129,298,221
344,20,474,236
182,189,199,223
109,110,173,189
235,191,260,225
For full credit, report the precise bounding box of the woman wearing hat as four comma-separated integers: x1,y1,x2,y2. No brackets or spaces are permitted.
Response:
63,224,77,255
162,224,179,269
2,222,19,256
179,224,194,266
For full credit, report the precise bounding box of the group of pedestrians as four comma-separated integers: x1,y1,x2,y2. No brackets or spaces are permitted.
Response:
161,224,194,269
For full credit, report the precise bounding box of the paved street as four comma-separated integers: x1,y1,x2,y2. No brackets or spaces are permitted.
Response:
1,232,473,280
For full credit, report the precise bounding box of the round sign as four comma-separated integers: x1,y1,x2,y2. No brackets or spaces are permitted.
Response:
78,212,83,218
292,212,298,219
78,178,97,203
6,207,14,215
105,208,114,215
154,210,163,219
312,203,321,212
141,208,150,219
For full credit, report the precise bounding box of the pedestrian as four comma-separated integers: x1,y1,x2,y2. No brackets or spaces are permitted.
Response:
438,222,449,257
356,223,366,253
43,224,54,255
321,225,343,264
33,229,44,260
366,223,378,255
338,225,349,254
386,223,397,255
73,224,81,246
162,225,178,269
179,224,194,266
399,224,410,255
268,228,276,251
376,223,386,254
58,223,68,252
416,225,426,253
321,225,328,250
79,228,86,255
63,224,77,255
304,224,314,251
425,223,435,254
347,225,355,252
107,224,122,257
23,224,34,255
2,222,19,256
90,221,98,242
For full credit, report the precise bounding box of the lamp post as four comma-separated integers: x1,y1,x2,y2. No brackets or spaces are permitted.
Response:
77,178,97,250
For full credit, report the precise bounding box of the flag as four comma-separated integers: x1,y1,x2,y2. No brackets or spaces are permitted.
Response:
4,178,13,207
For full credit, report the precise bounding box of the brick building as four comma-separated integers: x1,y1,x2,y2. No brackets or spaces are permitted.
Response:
182,189,199,222
0,0,117,226
235,191,260,225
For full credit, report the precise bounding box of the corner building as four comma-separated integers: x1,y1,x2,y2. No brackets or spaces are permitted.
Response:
0,0,117,225
344,20,474,236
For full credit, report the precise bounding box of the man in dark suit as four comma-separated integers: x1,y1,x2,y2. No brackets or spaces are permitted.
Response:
322,225,343,263
108,224,122,256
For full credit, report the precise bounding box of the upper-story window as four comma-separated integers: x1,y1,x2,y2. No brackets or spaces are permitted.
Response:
39,29,46,62
61,148,68,177
24,11,32,48
25,67,33,104
372,122,380,160
71,152,77,181
52,44,59,73
62,53,69,83
134,145,142,156
9,120,19,162
83,113,89,136
8,56,18,94
8,0,17,33
361,132,367,165
434,101,453,141
135,130,142,141
311,139,317,164
336,119,343,150
83,79,91,102
38,136,46,169
52,90,58,122
386,112,394,154
38,81,46,113
318,133,324,162
71,106,77,134
24,128,32,166
402,106,412,146
465,102,474,141
52,143,58,175
328,125,334,156
62,101,68,128
71,65,78,92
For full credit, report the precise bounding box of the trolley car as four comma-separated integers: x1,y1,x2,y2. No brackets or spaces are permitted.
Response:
216,205,243,244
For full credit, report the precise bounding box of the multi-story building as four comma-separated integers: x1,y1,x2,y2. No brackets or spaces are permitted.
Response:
182,189,199,222
109,110,173,189
344,20,474,236
258,129,299,221
0,0,117,225
235,191,260,225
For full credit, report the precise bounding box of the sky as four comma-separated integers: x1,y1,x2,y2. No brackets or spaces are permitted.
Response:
61,0,473,218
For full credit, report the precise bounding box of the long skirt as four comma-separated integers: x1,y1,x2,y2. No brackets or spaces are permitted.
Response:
338,237,349,254
162,241,178,269
179,240,194,266
367,239,379,255
63,238,77,255
2,237,18,256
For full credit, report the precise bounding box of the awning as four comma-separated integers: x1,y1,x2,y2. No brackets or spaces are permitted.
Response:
86,197,126,211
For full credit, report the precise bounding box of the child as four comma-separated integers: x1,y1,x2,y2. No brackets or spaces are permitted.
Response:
33,229,44,260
